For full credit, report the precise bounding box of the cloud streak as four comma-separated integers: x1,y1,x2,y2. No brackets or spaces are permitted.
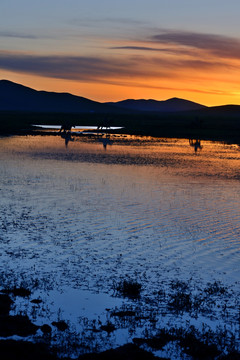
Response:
110,45,209,58
70,16,146,28
0,51,163,81
0,50,235,97
151,30,240,60
0,30,40,39
0,48,228,84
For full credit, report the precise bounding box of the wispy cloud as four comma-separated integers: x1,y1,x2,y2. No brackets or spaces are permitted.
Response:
108,28,240,74
110,45,204,58
0,51,162,81
70,16,146,28
0,50,235,96
0,50,225,84
0,30,40,39
151,30,240,60
110,46,172,52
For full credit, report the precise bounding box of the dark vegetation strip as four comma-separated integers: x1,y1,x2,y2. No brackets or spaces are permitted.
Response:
1,108,240,143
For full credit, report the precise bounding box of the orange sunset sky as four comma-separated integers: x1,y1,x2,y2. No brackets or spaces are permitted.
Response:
1,0,240,106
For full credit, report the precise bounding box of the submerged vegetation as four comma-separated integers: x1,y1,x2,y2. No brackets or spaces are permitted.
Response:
114,278,142,298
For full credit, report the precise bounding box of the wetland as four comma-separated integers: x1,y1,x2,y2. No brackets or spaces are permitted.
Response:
0,134,240,359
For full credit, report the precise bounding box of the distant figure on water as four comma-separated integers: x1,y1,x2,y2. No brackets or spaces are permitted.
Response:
189,139,202,153
97,117,113,131
59,120,75,147
60,131,74,147
98,135,113,150
59,120,75,133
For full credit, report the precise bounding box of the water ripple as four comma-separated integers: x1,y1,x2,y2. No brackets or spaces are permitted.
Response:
0,135,240,291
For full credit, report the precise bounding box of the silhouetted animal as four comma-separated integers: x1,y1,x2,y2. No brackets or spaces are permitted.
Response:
97,118,112,130
59,122,75,133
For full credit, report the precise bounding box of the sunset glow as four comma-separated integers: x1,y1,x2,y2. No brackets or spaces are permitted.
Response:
1,0,240,106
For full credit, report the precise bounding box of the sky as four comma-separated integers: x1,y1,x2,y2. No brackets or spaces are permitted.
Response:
1,0,240,105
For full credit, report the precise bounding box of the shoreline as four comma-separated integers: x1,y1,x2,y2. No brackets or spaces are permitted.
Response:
1,128,240,147
1,109,240,145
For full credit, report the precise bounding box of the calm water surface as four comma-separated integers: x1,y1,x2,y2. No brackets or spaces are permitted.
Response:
0,134,239,354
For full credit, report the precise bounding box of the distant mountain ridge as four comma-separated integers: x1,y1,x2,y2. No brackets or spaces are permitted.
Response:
0,80,115,113
0,79,206,113
105,98,206,112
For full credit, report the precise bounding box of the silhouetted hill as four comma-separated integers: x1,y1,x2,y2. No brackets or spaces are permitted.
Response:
106,97,206,112
0,80,116,113
0,80,208,114
200,104,240,113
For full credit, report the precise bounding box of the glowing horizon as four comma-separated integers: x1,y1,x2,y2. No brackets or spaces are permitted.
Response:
1,1,240,107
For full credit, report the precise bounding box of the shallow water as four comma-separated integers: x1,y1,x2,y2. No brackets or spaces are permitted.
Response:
0,134,240,355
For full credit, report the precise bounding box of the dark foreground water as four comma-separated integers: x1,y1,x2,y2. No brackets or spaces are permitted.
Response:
0,134,239,358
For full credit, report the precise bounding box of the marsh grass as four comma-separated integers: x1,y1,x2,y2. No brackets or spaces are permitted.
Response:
3,286,31,297
0,274,239,359
114,279,142,298
204,281,227,296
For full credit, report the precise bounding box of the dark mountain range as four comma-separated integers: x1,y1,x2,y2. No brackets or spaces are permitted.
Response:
0,80,116,113
106,97,206,112
0,80,206,114
1,80,240,142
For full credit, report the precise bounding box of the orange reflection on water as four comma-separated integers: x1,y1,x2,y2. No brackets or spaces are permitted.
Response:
1,135,240,182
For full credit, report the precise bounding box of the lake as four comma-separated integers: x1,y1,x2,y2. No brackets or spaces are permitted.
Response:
0,134,239,358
